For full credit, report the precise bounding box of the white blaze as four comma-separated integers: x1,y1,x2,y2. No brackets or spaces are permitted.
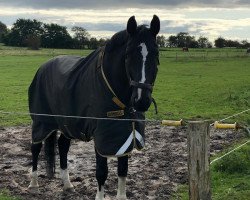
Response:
137,43,148,101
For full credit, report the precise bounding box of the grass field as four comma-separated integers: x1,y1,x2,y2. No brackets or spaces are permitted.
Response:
0,44,250,199
0,44,249,126
0,45,93,126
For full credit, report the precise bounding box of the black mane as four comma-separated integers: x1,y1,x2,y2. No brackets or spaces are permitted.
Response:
106,25,149,52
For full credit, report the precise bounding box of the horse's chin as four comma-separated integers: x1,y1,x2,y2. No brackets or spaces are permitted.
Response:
134,100,152,112
135,107,149,113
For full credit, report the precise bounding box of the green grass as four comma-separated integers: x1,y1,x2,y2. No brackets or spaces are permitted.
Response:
172,141,250,200
0,190,20,200
149,49,250,124
0,45,93,126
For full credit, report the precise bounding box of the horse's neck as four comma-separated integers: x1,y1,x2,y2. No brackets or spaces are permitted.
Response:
103,47,131,106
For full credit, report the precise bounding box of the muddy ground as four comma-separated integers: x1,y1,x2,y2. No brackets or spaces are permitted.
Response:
0,124,245,200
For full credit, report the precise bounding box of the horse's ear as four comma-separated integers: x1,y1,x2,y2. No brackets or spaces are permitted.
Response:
127,16,137,36
150,15,160,36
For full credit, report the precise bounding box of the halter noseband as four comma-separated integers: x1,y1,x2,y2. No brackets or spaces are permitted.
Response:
130,80,153,92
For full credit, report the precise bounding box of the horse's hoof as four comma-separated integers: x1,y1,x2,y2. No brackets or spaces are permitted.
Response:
63,186,75,193
27,186,39,193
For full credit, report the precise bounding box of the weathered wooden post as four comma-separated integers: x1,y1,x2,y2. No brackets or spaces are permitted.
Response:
187,121,211,200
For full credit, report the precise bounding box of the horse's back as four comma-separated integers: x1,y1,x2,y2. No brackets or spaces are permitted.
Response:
28,50,101,142
29,55,85,142
29,55,83,116
30,55,83,90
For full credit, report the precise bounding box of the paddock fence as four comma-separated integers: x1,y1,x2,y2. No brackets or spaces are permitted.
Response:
159,49,250,61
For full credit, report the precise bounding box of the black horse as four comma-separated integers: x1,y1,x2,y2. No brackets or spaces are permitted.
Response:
28,15,160,200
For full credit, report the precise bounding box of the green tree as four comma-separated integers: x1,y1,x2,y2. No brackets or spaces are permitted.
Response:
226,39,240,48
240,40,250,48
157,35,166,47
5,19,43,47
87,37,99,49
98,38,108,47
71,26,90,49
26,34,41,50
187,36,199,48
0,21,8,42
176,32,189,47
41,23,72,48
167,35,178,47
197,36,212,48
214,37,226,48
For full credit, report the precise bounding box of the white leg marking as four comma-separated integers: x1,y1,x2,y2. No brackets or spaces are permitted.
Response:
137,43,148,101
60,169,74,191
117,176,127,200
95,185,105,200
28,170,39,189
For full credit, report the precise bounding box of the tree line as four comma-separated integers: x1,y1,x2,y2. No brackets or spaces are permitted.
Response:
0,19,108,50
157,32,250,49
0,19,250,49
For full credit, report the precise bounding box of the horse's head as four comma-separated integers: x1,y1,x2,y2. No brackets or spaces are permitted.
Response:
125,15,160,112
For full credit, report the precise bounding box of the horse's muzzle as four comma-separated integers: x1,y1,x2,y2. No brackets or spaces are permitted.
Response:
131,89,152,112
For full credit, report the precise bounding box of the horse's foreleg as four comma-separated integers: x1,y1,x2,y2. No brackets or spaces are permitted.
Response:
28,142,42,191
95,150,108,200
117,156,128,200
58,134,74,192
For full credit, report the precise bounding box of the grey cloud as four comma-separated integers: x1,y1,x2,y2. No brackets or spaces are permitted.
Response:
0,0,249,9
72,22,125,32
73,20,188,34
0,11,226,37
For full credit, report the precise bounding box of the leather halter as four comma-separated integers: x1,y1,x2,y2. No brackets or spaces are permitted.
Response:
124,49,154,93
98,45,157,115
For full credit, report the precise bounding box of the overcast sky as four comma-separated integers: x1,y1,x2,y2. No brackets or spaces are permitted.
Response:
0,0,250,41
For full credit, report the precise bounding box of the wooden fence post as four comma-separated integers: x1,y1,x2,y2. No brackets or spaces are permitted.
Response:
187,121,211,200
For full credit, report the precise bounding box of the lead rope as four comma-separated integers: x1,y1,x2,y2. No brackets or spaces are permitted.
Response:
152,97,158,115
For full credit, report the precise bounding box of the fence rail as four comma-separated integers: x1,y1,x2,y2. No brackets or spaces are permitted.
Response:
159,49,250,61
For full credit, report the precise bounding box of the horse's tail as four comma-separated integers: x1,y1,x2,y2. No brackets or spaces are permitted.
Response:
44,131,57,179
